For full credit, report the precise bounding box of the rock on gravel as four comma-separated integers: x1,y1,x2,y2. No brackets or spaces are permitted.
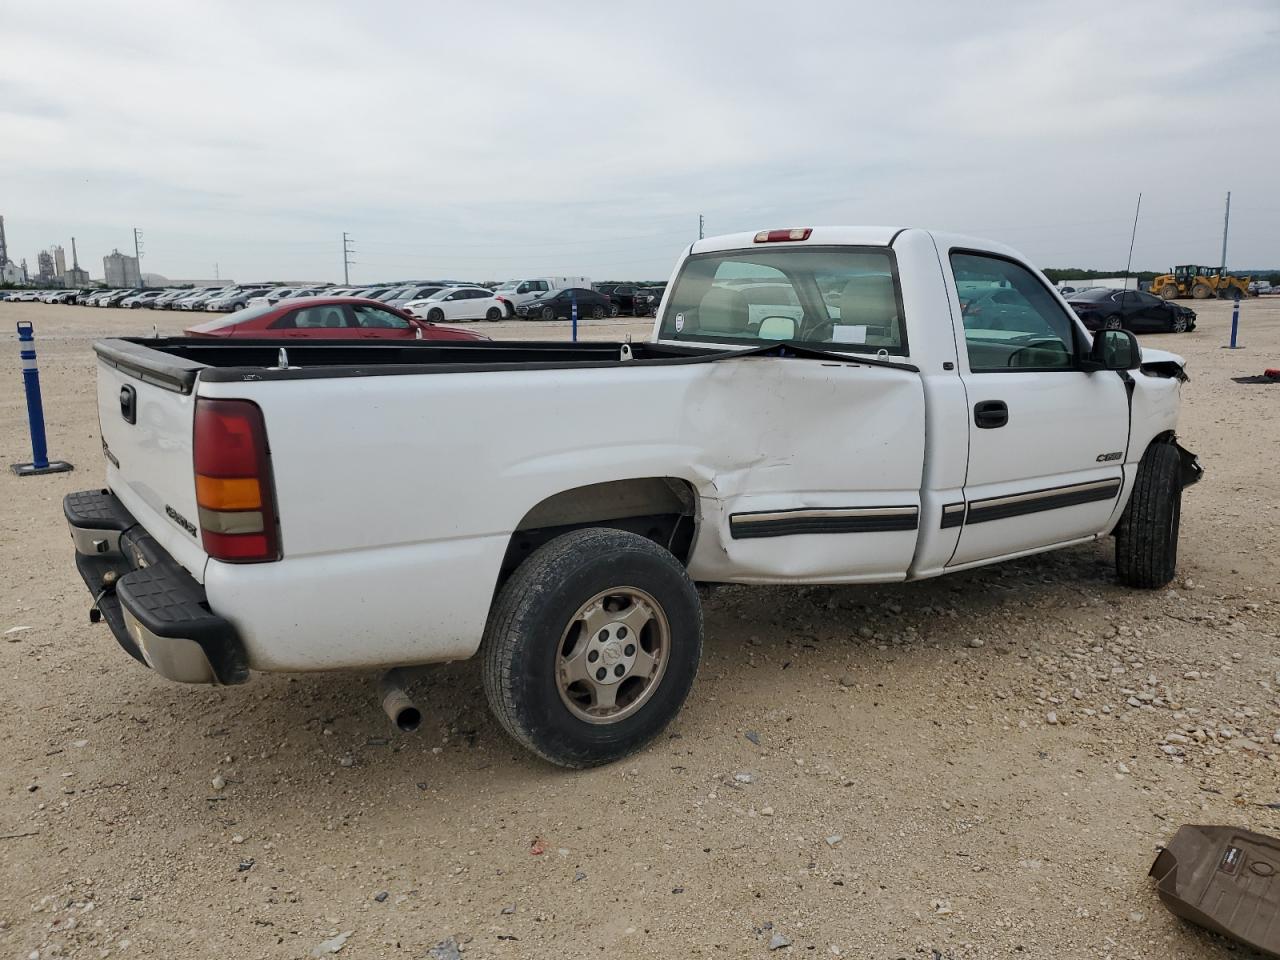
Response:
429,937,462,960
310,931,352,956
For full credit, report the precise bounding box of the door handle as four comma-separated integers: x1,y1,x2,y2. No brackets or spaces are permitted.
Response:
119,384,137,424
974,400,1008,429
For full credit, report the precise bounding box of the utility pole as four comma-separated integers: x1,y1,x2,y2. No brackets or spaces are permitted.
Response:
343,232,355,285
214,262,220,280
133,227,144,286
1219,191,1231,275
698,214,704,240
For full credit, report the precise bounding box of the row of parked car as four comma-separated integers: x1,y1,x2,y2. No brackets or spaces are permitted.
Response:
2,277,670,321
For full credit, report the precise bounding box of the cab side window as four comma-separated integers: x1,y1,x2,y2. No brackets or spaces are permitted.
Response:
951,253,1078,372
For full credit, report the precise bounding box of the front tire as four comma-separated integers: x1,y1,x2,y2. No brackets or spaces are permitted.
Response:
541,306,556,321
1171,315,1188,333
481,528,703,768
427,308,445,323
1104,315,1123,330
590,305,605,319
1115,443,1183,589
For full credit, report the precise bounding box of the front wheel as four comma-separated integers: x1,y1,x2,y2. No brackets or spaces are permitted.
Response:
541,306,556,321
481,528,703,768
590,305,605,319
485,307,502,322
1115,443,1182,589
427,308,445,323
1104,315,1123,330
1171,315,1188,333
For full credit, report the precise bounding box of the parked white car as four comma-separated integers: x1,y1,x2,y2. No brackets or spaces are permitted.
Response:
403,285,507,322
65,225,1201,769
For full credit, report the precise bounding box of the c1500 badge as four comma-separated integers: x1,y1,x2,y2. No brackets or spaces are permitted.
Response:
1096,451,1123,463
165,504,197,538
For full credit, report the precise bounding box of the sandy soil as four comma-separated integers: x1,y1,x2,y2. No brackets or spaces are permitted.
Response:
1,299,1277,960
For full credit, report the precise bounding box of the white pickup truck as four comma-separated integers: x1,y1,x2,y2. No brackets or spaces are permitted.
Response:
65,226,1201,767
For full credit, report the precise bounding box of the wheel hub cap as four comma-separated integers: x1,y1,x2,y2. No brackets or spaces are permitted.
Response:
555,588,669,724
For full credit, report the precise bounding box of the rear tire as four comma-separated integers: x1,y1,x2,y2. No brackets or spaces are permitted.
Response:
481,528,702,768
1191,284,1212,300
1158,285,1178,300
1115,443,1183,589
1104,315,1123,330
485,307,502,322
591,305,605,319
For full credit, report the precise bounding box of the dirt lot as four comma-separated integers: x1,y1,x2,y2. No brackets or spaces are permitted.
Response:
1,299,1278,960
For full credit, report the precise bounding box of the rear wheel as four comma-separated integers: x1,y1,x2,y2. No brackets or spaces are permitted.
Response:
1115,443,1182,589
481,528,702,768
1158,285,1179,300
1104,315,1123,330
609,304,620,317
591,305,605,319
485,307,502,322
1191,284,1213,300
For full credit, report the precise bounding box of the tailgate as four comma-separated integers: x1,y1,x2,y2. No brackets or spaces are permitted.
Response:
95,340,209,581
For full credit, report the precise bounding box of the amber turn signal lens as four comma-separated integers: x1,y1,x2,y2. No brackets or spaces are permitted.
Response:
196,474,262,511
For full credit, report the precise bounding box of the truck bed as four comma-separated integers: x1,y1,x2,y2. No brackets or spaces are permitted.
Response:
95,337,730,393
95,337,919,393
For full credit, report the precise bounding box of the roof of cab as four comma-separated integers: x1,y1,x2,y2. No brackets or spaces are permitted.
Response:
690,226,902,255
689,226,1031,265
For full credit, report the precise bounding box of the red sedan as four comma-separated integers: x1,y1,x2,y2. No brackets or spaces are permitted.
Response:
184,297,488,341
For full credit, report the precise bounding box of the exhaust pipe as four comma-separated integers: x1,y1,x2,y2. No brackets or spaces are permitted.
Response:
378,667,422,732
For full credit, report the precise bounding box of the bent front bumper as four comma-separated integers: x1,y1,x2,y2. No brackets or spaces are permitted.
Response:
64,489,247,685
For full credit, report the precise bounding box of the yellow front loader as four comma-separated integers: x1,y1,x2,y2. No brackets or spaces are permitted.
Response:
1151,265,1253,300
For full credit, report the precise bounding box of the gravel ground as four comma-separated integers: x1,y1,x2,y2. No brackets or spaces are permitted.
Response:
1,298,1277,960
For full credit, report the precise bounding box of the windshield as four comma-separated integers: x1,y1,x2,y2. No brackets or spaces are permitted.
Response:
657,246,906,355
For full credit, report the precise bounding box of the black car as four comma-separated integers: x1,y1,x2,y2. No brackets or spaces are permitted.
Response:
1066,289,1196,333
632,284,666,318
593,282,645,316
516,287,617,320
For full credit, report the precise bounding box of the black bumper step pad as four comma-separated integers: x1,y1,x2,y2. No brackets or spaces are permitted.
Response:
64,488,136,530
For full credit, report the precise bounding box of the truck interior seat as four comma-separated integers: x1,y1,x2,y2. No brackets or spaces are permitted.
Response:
697,288,751,336
841,275,900,346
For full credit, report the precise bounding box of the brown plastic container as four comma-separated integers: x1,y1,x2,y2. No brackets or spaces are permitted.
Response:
1149,824,1280,957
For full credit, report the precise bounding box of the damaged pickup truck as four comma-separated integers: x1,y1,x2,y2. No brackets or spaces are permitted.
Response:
65,226,1201,767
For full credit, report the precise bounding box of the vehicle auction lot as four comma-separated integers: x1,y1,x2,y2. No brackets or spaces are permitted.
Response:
2,301,1278,959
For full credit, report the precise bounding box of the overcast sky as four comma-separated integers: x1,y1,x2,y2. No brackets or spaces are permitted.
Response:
3,0,1277,283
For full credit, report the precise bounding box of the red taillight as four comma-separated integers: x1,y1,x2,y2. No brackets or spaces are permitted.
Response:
754,228,812,243
193,398,281,563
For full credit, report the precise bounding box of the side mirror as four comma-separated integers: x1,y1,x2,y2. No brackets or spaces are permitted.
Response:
1086,329,1141,371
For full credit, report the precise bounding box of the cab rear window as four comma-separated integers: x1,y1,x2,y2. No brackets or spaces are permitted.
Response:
657,246,906,356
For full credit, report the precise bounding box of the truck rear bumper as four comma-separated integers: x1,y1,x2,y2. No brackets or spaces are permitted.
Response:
64,489,248,685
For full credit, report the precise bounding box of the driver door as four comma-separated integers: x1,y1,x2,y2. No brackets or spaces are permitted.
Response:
946,252,1130,567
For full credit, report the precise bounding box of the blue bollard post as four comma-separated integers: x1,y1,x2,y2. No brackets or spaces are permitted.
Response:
571,292,578,343
12,321,74,476
1228,294,1242,349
